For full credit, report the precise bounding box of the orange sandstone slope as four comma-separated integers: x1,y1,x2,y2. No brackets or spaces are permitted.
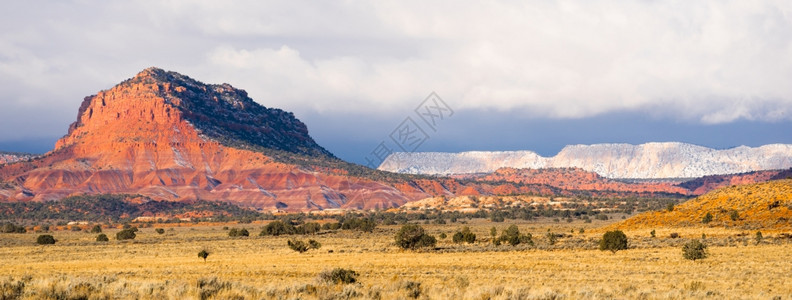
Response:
0,68,423,211
611,179,792,230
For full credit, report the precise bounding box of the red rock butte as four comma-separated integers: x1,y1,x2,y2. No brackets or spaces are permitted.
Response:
0,67,431,211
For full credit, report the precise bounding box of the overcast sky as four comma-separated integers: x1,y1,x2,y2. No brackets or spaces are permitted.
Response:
1,1,791,164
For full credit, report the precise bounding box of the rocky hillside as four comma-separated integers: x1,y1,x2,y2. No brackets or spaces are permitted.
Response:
611,179,792,229
379,143,792,179
0,68,426,211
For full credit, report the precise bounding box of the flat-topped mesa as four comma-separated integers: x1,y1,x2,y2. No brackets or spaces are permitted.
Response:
0,68,415,210
56,67,332,158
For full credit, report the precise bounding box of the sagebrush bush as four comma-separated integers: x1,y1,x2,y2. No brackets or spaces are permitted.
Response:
452,226,476,244
1,222,26,233
599,230,628,253
702,212,713,224
682,239,707,261
116,229,136,240
96,234,109,242
198,249,210,262
228,228,249,237
395,224,435,249
36,234,56,245
317,268,358,284
288,239,321,253
90,225,102,233
498,225,532,246
155,228,165,234
260,221,295,236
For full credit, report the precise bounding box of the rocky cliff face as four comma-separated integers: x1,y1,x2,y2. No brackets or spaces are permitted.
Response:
379,142,792,179
0,68,417,210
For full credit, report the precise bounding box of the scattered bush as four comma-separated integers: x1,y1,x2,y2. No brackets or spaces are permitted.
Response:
155,228,165,234
546,232,558,245
682,239,708,261
702,212,713,224
298,222,321,234
599,230,628,253
90,225,102,233
318,268,358,284
670,232,680,239
402,281,422,299
288,239,321,253
755,231,763,245
322,222,342,231
198,249,210,262
666,203,674,212
260,221,295,236
395,224,436,250
496,225,532,246
116,229,136,240
340,217,376,232
228,228,249,237
288,239,309,253
650,229,656,238
438,232,447,239
1,222,26,233
452,226,476,244
730,210,740,221
96,233,109,242
36,234,56,245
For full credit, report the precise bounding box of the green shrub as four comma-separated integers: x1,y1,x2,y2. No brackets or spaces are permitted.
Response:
452,226,476,244
599,230,628,253
395,224,436,249
116,229,136,240
666,203,674,212
36,234,56,245
198,249,210,262
1,222,26,233
155,228,165,234
322,222,342,230
755,231,763,245
682,239,708,261
438,232,447,239
730,210,740,221
318,268,358,284
702,212,713,224
298,222,321,234
96,233,109,242
260,221,295,236
650,229,656,238
228,228,249,237
308,239,321,250
402,281,422,299
90,225,102,233
288,239,308,253
498,225,532,246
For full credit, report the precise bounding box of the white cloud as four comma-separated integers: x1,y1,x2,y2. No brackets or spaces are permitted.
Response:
1,0,791,136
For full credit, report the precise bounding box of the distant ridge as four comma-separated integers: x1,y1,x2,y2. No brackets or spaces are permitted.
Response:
378,142,792,179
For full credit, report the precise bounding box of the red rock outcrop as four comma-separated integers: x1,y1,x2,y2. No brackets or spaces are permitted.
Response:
0,68,423,210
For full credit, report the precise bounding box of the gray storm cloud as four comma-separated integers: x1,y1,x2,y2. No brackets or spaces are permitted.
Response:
1,0,791,143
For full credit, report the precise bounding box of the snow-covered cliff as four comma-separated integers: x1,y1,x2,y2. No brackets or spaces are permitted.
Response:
378,142,792,179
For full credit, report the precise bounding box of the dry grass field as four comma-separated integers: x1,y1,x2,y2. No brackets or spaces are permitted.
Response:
2,218,791,299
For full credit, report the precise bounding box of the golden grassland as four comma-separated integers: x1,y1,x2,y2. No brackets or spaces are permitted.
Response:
1,218,792,299
615,179,792,230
